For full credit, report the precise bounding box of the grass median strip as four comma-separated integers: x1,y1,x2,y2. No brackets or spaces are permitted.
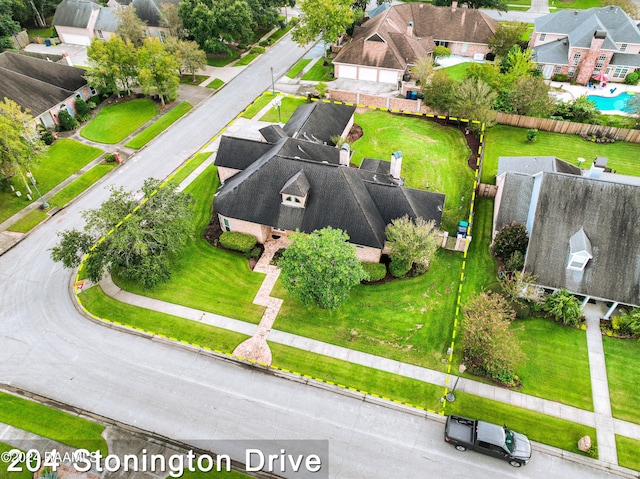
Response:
207,78,225,90
0,392,108,455
241,93,277,119
169,152,213,185
616,435,640,471
259,97,306,123
286,58,312,78
125,102,193,149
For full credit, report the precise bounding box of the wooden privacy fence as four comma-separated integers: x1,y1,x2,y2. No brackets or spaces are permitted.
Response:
496,112,640,144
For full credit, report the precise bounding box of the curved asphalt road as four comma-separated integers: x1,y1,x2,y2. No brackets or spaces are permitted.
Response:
0,35,626,478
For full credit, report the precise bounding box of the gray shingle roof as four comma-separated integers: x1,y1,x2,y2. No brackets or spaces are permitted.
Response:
215,136,275,171
280,170,310,196
610,52,640,67
94,7,119,31
259,124,288,143
497,156,582,177
215,137,445,249
52,0,100,28
531,38,570,65
131,0,180,27
524,173,640,306
495,172,534,232
569,227,592,256
0,52,87,117
283,102,356,145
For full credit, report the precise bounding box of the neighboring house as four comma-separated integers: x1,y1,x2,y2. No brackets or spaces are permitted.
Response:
494,156,640,316
52,0,118,45
333,1,498,84
0,51,95,129
529,6,640,84
214,102,446,262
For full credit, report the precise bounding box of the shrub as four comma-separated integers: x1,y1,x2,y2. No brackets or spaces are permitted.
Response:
526,128,538,143
543,289,583,327
491,222,528,260
361,262,386,282
389,258,411,278
511,298,532,319
251,46,265,54
219,231,257,253
246,245,262,259
613,308,640,337
104,153,117,163
237,43,248,51
624,71,639,85
38,126,55,145
56,109,78,131
552,73,569,82
74,97,91,122
87,100,97,109
504,250,524,272
289,17,299,26
259,40,269,47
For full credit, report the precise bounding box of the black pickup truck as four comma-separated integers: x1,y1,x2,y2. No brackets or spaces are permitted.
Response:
444,415,532,467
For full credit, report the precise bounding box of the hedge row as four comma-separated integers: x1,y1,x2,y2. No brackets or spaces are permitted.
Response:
219,231,257,253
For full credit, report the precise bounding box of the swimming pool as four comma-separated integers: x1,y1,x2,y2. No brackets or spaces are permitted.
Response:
586,92,635,112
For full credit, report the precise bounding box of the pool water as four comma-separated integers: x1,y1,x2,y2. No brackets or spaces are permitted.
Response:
586,92,635,112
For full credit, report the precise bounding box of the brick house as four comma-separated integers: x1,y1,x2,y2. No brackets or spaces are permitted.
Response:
529,6,640,84
333,1,498,85
214,102,446,262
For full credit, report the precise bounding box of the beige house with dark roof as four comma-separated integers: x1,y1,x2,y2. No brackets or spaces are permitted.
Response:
333,2,498,84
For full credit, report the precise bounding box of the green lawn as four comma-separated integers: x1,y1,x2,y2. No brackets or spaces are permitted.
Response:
446,392,597,455
207,50,241,67
169,152,213,186
125,102,193,149
259,97,307,123
286,58,312,78
80,286,250,352
551,0,604,9
0,443,31,479
179,74,208,85
207,78,225,90
0,392,108,455
439,62,470,82
27,26,54,38
8,163,116,233
271,343,445,409
482,125,640,183
111,163,266,323
80,99,158,144
241,93,278,119
301,59,333,81
603,337,640,424
616,435,640,471
235,53,258,66
350,110,473,232
0,139,102,224
272,248,462,371
511,318,593,411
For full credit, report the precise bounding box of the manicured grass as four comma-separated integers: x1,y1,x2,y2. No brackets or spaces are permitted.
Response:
80,98,158,144
267,22,293,43
301,58,333,81
241,93,277,119
235,53,258,66
170,152,213,186
551,0,604,9
446,392,597,455
80,286,250,353
272,248,462,370
439,62,470,82
482,125,640,183
616,435,640,472
207,50,241,67
286,58,312,78
111,164,266,323
27,26,54,38
511,318,593,411
350,110,473,232
125,102,193,149
603,337,640,424
270,343,445,410
0,392,108,455
259,96,306,123
207,78,225,89
179,74,208,85
0,443,31,479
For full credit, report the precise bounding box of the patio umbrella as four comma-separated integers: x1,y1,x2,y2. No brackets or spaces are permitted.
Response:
592,73,608,82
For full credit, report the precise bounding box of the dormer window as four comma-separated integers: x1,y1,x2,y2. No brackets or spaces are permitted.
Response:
285,196,301,205
280,170,310,208
567,227,593,272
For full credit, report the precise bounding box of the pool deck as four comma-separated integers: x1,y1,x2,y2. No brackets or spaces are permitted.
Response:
548,80,640,115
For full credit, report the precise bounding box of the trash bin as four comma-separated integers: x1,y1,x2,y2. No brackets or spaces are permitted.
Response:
45,40,51,46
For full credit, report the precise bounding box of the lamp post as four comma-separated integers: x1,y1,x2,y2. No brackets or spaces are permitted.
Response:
25,171,48,209
445,364,466,403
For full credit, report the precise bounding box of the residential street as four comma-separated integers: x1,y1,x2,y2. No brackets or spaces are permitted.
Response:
0,34,632,478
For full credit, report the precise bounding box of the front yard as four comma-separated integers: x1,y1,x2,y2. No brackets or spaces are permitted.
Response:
80,99,158,144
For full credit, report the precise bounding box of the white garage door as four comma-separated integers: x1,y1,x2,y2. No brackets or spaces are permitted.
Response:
61,33,92,46
337,65,357,79
359,67,377,82
379,70,398,84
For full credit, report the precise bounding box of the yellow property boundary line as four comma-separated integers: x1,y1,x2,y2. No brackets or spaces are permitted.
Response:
74,92,483,417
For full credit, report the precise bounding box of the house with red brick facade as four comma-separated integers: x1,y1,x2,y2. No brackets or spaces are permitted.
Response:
333,2,497,85
529,6,640,84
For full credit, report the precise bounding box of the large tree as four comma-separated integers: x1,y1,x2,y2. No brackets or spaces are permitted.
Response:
385,215,440,275
1,0,20,51
0,98,45,182
179,0,253,54
116,5,148,47
411,55,436,87
279,227,368,309
165,37,207,80
462,292,524,385
450,77,497,127
422,70,456,115
86,37,138,96
159,3,186,38
246,0,280,29
504,76,554,117
50,179,194,289
488,21,528,59
137,37,180,106
292,0,354,59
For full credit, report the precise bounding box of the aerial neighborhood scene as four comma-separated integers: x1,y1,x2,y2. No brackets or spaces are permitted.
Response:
2,0,640,477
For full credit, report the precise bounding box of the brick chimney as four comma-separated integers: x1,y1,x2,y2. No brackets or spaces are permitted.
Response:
451,0,458,12
406,21,414,38
390,151,402,180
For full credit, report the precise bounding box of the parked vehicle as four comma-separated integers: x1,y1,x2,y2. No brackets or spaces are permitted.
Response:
444,415,531,467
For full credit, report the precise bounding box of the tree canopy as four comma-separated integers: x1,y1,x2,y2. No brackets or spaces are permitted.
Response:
279,227,367,309
488,22,528,59
137,37,180,105
115,5,148,47
1,0,21,51
292,0,354,57
385,215,440,275
86,37,138,97
50,178,194,289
